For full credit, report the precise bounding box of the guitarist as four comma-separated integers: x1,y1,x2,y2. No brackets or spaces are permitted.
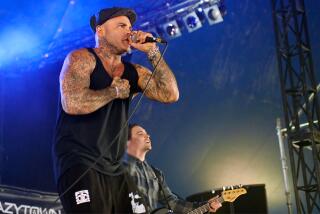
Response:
124,124,222,213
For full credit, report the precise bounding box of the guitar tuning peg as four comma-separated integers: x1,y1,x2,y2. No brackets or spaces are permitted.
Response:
231,186,234,190
239,184,243,188
223,186,226,191
211,190,215,194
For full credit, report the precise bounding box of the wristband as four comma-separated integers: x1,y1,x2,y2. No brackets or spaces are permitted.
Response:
114,86,119,98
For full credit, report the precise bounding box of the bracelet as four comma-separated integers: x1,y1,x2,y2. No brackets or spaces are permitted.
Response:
114,86,119,98
147,46,160,60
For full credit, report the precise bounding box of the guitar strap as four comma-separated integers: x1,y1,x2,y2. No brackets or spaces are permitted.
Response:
151,165,173,213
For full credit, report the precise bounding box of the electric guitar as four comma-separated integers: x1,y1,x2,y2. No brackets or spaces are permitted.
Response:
151,187,247,214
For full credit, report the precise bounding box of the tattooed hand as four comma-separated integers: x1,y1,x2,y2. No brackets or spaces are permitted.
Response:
130,30,156,53
111,77,130,99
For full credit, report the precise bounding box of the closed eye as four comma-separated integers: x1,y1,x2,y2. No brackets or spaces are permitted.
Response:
118,23,132,31
136,131,148,136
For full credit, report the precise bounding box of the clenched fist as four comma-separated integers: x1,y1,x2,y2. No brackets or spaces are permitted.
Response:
111,77,130,99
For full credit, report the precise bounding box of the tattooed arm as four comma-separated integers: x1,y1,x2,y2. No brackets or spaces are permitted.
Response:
134,50,179,103
129,30,179,103
60,49,129,115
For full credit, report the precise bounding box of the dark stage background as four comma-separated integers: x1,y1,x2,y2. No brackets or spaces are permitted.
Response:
0,0,319,213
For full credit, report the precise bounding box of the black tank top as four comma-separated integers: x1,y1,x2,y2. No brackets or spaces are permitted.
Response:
52,48,141,182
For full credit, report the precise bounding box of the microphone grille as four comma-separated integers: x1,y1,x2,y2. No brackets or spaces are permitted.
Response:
130,34,139,43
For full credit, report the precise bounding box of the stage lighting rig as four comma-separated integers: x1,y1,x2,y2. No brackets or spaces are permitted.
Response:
204,4,223,25
183,11,203,32
12,0,227,71
139,0,226,40
162,20,182,38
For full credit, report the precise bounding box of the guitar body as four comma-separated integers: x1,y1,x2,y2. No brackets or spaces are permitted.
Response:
151,207,172,214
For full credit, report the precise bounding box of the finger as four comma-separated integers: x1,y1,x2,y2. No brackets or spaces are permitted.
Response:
122,80,130,87
140,32,153,43
137,30,143,39
137,31,152,43
132,30,143,43
122,79,129,84
145,32,153,38
124,90,130,98
130,42,142,49
130,31,140,43
124,85,130,91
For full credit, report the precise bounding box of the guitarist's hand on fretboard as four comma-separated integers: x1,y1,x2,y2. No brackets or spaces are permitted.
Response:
208,196,222,213
186,187,247,214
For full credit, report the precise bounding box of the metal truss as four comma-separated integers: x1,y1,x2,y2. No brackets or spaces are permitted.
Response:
271,0,320,213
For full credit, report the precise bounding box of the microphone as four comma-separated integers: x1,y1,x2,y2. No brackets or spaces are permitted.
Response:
144,37,167,44
131,34,167,44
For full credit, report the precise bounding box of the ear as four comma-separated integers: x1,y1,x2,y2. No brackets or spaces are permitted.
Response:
96,26,103,36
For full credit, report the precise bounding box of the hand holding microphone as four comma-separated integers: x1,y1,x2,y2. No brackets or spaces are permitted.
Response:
130,30,166,54
131,31,166,44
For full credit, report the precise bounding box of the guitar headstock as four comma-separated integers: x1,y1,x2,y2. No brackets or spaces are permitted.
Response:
221,187,247,202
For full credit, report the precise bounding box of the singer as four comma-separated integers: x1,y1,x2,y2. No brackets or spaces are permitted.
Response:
52,7,179,214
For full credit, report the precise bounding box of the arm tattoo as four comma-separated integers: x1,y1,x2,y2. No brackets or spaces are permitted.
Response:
60,49,117,114
136,51,179,103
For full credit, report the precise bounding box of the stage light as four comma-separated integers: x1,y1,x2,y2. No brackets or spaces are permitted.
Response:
162,20,181,39
197,7,203,13
204,5,223,25
183,11,202,33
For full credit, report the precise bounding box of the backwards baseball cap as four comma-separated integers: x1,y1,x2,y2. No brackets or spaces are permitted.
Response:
90,7,137,32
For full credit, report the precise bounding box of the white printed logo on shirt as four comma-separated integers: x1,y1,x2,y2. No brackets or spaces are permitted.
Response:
75,190,90,205
129,192,146,213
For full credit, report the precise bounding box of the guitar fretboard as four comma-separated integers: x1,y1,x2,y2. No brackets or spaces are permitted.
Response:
187,197,224,214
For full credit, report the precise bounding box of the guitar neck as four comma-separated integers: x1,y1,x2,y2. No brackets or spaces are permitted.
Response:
187,197,224,214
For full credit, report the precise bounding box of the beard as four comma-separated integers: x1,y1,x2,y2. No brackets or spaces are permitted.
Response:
108,42,128,55
100,37,129,55
144,144,152,152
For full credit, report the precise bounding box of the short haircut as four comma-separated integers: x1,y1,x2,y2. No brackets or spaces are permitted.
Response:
128,123,140,140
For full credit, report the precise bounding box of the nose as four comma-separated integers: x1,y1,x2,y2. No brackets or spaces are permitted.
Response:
126,27,133,35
